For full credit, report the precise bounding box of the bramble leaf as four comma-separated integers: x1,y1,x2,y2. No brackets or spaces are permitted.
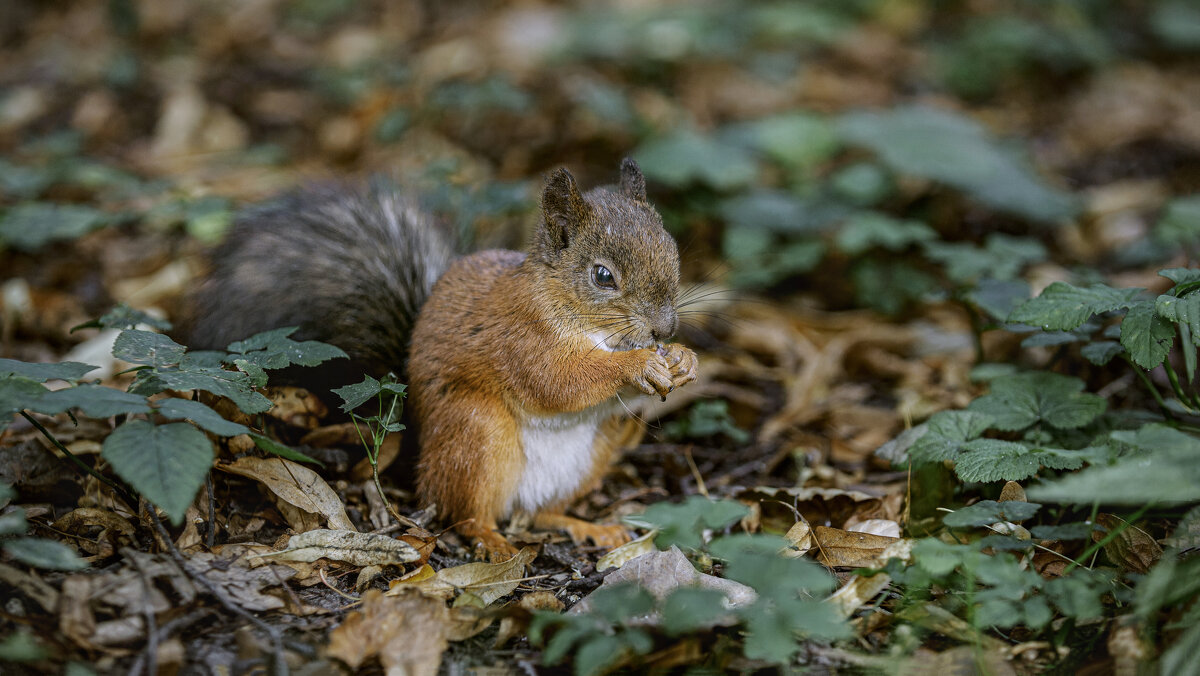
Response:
130,366,272,414
225,327,348,370
0,359,98,382
967,372,1105,430
835,212,935,256
154,397,251,437
113,330,186,368
33,384,152,418
943,500,1041,527
3,537,88,571
73,303,172,331
634,128,757,190
1081,340,1124,365
627,496,749,550
102,420,213,525
0,202,110,251
1120,301,1175,369
1007,282,1142,331
1157,293,1200,346
908,410,995,463
332,374,383,413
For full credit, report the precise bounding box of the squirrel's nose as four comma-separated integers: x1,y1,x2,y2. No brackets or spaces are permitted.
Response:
650,309,678,342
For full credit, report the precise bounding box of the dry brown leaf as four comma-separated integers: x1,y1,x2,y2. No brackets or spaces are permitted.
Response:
327,588,450,676
264,529,419,567
900,646,1016,676
827,538,913,620
1108,619,1151,676
390,546,537,605
844,518,901,538
783,520,814,557
495,591,564,647
447,594,494,641
263,386,327,428
1094,514,1162,574
218,456,356,531
998,481,1027,504
813,525,898,568
596,530,658,572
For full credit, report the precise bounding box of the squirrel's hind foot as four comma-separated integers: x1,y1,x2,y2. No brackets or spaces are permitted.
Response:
535,513,631,549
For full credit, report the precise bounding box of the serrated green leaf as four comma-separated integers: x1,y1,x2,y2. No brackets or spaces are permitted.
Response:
908,410,995,463
851,258,937,315
1160,267,1200,288
33,384,152,418
3,536,88,571
1081,340,1123,365
73,303,172,332
102,420,214,525
1007,282,1142,331
912,538,968,576
739,113,840,170
835,212,935,256
966,279,1031,321
225,327,348,370
0,202,110,251
332,375,383,413
661,587,730,636
250,433,322,466
1044,574,1106,620
588,583,656,625
0,359,98,382
837,106,1077,223
943,500,1041,527
634,128,758,190
967,372,1105,430
130,367,272,414
1157,293,1200,346
924,234,1045,284
231,359,268,387
154,398,250,437
953,439,1041,482
630,496,750,550
1120,301,1174,370
113,330,186,368
0,376,48,417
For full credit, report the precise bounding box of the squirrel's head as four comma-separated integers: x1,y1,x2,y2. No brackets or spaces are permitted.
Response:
532,158,680,351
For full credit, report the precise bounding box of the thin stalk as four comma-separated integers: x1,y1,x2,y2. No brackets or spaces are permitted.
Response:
1125,357,1174,420
20,410,135,504
1163,360,1200,411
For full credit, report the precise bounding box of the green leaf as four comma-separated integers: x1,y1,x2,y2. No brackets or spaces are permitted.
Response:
73,303,172,331
225,327,348,370
953,439,1041,482
33,384,152,418
1157,293,1200,346
837,106,1077,223
0,359,98,383
0,631,48,662
634,128,758,190
965,279,1030,321
738,113,840,170
3,536,88,571
662,399,749,443
130,367,272,414
912,538,969,576
1029,425,1200,504
829,163,893,205
587,583,656,625
113,330,186,367
332,374,383,413
250,433,323,466
924,234,1045,284
1081,340,1123,366
909,410,995,463
661,587,730,635
1155,195,1200,247
0,202,110,251
851,259,937,315
1120,301,1175,370
0,376,48,418
1160,267,1200,288
1031,522,1096,540
942,500,1041,527
0,507,28,535
835,212,935,256
718,190,814,234
101,420,214,525
1007,282,1142,331
574,633,640,676
628,496,749,550
154,398,251,437
967,372,1105,431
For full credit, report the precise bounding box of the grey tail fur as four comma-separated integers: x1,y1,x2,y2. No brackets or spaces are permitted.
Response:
180,178,455,391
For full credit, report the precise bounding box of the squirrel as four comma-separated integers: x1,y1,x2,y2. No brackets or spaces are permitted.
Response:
184,159,698,555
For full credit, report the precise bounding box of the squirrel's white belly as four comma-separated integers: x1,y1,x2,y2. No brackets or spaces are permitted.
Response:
510,401,621,515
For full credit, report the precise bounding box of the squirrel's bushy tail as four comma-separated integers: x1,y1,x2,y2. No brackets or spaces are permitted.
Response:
182,179,454,388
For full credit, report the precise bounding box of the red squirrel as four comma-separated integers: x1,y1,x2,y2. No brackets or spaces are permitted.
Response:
186,159,697,555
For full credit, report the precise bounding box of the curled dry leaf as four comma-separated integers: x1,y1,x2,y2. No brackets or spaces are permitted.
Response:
783,520,814,557
327,588,450,676
813,525,899,568
1094,513,1162,574
264,529,419,567
495,591,564,647
845,518,902,538
596,529,658,571
827,538,913,620
389,546,537,606
219,456,356,532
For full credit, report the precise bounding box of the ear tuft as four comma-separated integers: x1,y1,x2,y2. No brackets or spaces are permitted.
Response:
618,157,647,202
540,167,588,253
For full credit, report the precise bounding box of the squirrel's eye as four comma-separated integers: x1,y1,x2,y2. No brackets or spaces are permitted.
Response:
592,264,617,290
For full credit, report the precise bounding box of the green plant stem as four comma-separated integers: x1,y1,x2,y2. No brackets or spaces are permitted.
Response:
1125,358,1174,420
20,410,135,504
1064,504,1151,575
1163,360,1200,411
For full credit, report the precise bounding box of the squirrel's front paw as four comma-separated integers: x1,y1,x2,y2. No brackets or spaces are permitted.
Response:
658,343,698,389
630,350,674,397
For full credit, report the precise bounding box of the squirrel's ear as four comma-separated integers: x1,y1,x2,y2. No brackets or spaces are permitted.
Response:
540,167,588,252
618,157,647,202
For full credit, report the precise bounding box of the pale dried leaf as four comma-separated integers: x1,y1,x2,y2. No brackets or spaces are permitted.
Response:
783,520,814,557
827,539,913,619
998,481,1028,504
596,530,658,571
328,588,449,676
266,529,419,566
814,525,899,568
846,518,901,538
391,546,536,605
1094,514,1162,574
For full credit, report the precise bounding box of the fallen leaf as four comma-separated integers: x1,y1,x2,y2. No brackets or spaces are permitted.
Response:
813,525,899,568
783,520,814,557
390,546,536,605
495,591,563,647
827,538,913,619
998,481,1027,504
1094,514,1162,574
328,588,450,676
265,529,419,567
219,456,356,531
596,530,658,571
